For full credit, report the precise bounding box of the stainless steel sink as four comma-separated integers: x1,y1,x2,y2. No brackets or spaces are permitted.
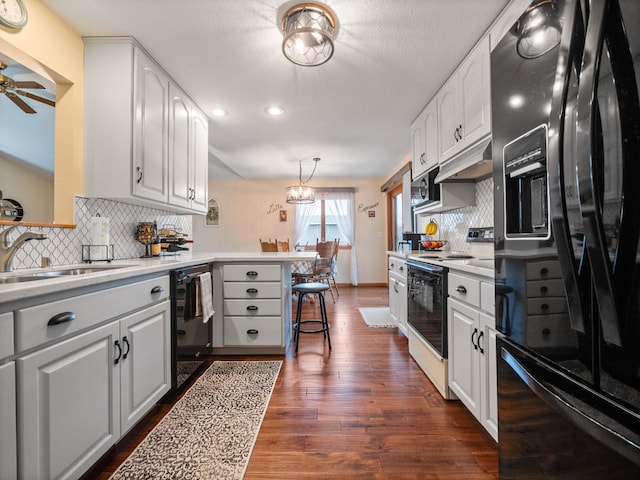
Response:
0,265,131,284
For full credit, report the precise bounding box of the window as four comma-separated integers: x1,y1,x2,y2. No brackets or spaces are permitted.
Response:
294,190,354,248
387,182,403,250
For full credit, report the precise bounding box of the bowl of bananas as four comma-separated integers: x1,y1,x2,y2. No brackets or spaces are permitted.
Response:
421,219,446,249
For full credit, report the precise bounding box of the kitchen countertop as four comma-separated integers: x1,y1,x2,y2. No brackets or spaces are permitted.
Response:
0,251,317,304
387,250,495,278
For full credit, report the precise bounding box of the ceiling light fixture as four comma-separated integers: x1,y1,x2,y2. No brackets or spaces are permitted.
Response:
286,157,320,204
280,3,336,67
265,105,286,116
212,108,228,117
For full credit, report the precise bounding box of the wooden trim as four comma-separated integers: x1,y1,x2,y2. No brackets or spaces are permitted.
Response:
0,221,76,229
381,162,411,192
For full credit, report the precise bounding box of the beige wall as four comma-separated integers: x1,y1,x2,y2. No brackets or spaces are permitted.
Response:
0,0,84,224
192,177,389,285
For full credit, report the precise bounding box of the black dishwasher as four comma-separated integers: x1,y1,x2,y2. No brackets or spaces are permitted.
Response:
170,264,213,390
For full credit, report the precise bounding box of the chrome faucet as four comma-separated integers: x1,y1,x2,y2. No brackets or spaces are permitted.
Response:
0,223,48,272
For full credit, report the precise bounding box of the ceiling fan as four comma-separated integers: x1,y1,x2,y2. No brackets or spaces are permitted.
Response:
0,61,56,114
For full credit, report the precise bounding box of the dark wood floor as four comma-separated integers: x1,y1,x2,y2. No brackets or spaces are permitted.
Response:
84,285,498,480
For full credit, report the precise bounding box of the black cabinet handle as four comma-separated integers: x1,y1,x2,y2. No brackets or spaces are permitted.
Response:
455,285,467,294
540,286,548,293
246,305,259,311
151,286,164,294
47,312,76,326
542,328,551,335
478,331,484,354
246,288,258,294
471,328,478,350
541,303,549,311
247,329,259,335
136,166,143,183
246,271,258,277
122,336,130,360
398,266,404,272
390,262,395,268
114,340,122,364
540,267,548,275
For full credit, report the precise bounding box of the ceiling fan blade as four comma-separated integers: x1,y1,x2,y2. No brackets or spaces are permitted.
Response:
15,90,56,107
14,81,45,89
5,92,36,114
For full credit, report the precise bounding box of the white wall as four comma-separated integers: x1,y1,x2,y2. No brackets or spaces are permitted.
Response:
0,153,53,222
192,176,389,285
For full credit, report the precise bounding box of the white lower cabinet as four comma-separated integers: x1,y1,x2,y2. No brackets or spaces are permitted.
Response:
14,276,170,480
217,263,291,351
448,272,497,441
0,361,17,480
388,256,408,335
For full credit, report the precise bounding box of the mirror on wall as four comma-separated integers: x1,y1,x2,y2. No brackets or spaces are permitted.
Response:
0,51,56,224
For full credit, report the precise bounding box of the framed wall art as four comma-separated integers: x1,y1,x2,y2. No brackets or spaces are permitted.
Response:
205,198,220,227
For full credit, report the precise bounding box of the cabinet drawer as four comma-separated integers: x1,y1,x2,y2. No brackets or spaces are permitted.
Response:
0,312,13,359
480,282,495,315
526,315,578,349
223,299,281,316
448,272,480,307
223,317,282,346
526,260,562,280
527,279,565,298
223,264,281,282
527,297,567,315
223,281,281,299
388,257,407,277
15,276,169,353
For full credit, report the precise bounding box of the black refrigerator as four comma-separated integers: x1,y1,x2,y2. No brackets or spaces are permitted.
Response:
491,0,640,477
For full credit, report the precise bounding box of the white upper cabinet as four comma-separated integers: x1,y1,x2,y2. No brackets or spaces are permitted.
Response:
133,49,170,203
437,35,491,163
458,35,491,150
411,97,438,180
411,110,426,178
168,84,209,213
84,37,208,214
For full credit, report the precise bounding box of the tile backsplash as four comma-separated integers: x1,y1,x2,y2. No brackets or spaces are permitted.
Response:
423,177,494,252
2,196,192,270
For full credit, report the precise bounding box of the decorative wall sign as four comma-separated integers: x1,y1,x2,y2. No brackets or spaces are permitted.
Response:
358,202,379,215
205,198,220,227
279,210,287,222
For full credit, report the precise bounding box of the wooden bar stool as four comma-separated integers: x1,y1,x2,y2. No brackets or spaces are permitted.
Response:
292,282,331,352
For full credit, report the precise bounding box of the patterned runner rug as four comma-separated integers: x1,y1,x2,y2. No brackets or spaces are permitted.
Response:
109,360,282,480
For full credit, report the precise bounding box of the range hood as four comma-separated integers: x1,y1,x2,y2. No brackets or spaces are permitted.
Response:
435,137,493,183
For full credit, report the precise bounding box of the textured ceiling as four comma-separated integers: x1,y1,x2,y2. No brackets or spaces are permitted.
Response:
40,0,509,180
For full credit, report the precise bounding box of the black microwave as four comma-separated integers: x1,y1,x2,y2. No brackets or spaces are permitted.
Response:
411,167,440,208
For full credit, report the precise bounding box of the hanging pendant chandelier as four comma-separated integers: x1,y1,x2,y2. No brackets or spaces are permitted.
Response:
280,3,336,67
286,157,320,204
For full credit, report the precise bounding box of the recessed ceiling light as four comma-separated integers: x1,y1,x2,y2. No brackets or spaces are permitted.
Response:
212,108,228,117
265,106,286,116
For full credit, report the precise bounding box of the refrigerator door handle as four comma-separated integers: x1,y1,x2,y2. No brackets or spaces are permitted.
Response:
501,346,640,467
604,0,640,324
575,0,622,346
547,0,587,334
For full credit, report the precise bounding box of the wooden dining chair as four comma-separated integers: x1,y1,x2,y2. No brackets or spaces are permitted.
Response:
310,239,337,302
259,238,278,252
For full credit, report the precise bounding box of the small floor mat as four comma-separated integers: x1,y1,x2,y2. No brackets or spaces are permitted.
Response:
358,307,396,327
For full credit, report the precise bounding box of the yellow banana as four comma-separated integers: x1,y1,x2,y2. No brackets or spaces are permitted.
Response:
425,219,438,236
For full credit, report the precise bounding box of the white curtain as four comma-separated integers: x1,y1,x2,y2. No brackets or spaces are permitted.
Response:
293,202,315,250
324,191,358,286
